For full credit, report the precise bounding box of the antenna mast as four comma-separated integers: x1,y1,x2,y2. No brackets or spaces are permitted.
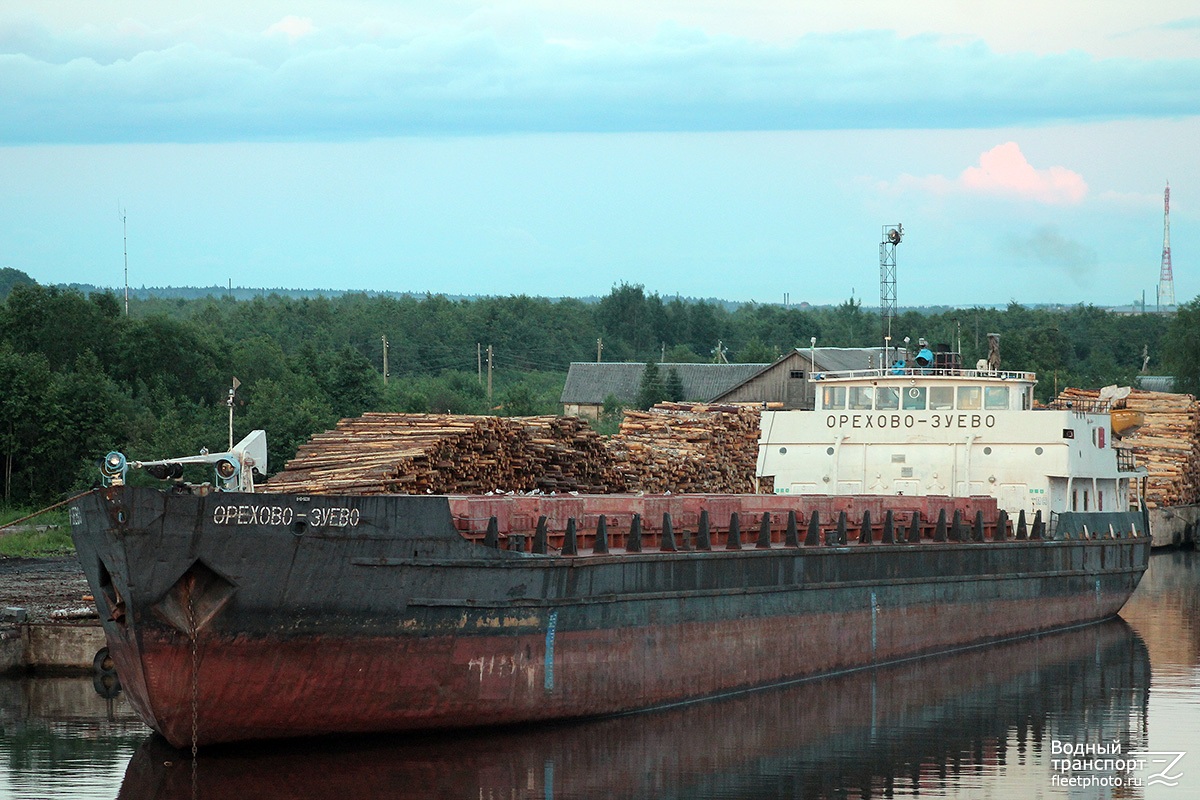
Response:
120,206,129,316
1158,182,1175,310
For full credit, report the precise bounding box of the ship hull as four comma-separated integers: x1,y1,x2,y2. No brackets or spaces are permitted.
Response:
70,487,1150,747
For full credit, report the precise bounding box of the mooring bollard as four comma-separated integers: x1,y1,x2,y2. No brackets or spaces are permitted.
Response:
785,510,800,548
726,513,742,550
563,517,578,555
594,514,609,554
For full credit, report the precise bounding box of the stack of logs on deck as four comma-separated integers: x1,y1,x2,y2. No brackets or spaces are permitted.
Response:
268,413,621,495
1056,387,1200,507
607,402,765,494
515,415,619,494
268,403,764,495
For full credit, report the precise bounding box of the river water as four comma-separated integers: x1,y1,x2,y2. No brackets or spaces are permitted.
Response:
2,551,1199,800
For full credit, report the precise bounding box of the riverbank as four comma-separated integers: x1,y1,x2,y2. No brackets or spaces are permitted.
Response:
0,555,92,621
0,555,102,674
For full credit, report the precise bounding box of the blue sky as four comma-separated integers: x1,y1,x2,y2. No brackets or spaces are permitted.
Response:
2,2,1198,307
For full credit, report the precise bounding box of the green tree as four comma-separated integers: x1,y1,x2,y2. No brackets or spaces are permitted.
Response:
1165,298,1200,395
37,352,133,501
664,344,702,363
113,314,224,403
0,285,123,372
636,361,666,409
735,337,775,364
0,267,35,300
0,346,52,506
326,345,384,418
664,368,685,402
597,283,659,360
594,393,626,435
499,382,538,416
241,375,336,476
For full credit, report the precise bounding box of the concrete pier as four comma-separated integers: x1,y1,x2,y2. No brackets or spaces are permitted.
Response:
1150,505,1199,549
0,611,105,674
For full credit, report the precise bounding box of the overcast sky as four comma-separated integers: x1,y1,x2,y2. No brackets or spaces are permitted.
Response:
2,1,1197,307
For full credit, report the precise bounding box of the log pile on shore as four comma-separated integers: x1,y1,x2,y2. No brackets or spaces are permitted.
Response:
269,403,765,495
1056,387,1200,507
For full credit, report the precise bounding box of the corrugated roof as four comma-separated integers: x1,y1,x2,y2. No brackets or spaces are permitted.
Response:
561,362,769,404
1137,375,1177,393
805,347,894,372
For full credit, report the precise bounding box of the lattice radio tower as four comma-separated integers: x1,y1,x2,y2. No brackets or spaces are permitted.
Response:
880,223,902,342
1158,182,1175,310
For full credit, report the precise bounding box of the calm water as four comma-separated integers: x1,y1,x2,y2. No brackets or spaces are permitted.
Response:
3,551,1200,800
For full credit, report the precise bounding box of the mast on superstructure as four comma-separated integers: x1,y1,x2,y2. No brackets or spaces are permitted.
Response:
880,223,902,343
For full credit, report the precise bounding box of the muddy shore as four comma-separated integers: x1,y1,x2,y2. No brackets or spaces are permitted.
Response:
0,556,94,623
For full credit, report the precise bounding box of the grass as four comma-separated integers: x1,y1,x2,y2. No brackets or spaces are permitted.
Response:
0,508,74,558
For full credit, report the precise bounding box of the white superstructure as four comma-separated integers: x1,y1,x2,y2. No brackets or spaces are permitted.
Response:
756,354,1144,524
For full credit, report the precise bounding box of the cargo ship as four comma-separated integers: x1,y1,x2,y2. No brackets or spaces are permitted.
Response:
68,347,1151,748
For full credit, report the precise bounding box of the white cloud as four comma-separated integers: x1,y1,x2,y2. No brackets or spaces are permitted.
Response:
265,16,316,42
962,143,1087,204
884,143,1087,205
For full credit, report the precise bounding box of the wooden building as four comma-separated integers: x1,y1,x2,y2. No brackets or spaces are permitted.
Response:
561,347,892,417
560,362,767,418
713,347,893,410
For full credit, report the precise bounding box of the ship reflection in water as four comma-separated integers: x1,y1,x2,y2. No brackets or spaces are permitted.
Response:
116,618,1150,800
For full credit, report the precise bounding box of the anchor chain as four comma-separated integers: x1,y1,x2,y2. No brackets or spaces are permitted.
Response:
188,583,199,797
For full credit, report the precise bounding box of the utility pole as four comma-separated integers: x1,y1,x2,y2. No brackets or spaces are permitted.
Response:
477,343,483,385
381,335,389,384
596,338,603,363
486,345,494,401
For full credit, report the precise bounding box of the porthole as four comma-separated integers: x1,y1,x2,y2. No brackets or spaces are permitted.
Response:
826,447,835,456
779,447,787,455
983,446,992,455
1035,447,1044,455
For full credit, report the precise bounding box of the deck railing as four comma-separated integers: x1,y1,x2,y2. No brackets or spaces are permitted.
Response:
1045,397,1111,413
811,367,1035,382
1115,449,1139,473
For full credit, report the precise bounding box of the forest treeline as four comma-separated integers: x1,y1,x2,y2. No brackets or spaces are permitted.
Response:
1,265,1196,508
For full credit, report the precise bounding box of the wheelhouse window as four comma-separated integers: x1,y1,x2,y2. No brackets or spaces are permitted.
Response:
902,386,927,410
875,386,900,410
849,386,874,410
929,386,954,410
957,386,982,410
984,386,1010,410
822,386,846,409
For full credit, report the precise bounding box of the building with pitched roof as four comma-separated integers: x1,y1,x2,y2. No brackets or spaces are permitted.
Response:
560,362,768,418
561,347,896,417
